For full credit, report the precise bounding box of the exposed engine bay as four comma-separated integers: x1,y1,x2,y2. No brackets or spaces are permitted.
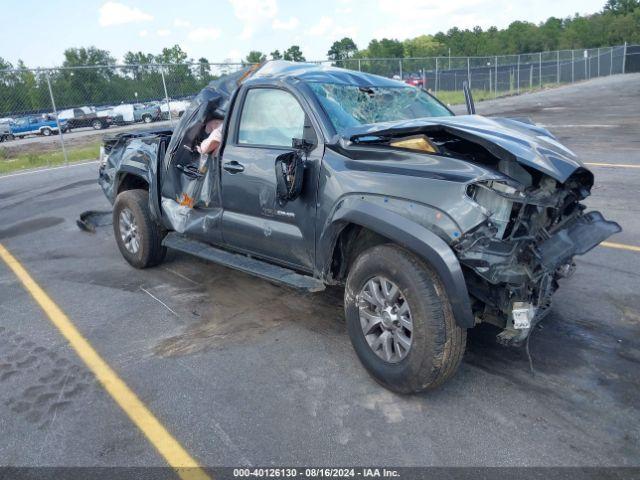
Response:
348,123,622,344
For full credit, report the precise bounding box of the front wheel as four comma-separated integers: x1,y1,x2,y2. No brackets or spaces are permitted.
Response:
113,189,166,269
142,114,152,124
345,244,466,393
41,128,52,136
92,119,103,130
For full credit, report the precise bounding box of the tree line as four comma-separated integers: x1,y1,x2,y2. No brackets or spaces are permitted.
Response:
0,0,637,117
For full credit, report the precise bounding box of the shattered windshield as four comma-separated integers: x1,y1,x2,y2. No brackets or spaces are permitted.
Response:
308,82,452,133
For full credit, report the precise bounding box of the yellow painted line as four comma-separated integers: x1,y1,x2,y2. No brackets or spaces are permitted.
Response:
585,162,640,169
0,243,211,480
601,241,640,253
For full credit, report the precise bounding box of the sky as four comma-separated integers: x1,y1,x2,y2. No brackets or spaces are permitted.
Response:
1,0,607,67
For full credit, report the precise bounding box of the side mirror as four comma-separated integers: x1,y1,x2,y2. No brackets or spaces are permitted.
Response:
275,150,305,204
292,137,314,153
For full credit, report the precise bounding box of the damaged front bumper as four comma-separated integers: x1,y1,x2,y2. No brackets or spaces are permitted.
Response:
455,209,621,343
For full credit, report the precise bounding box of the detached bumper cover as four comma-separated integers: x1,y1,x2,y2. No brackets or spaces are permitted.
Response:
536,211,621,270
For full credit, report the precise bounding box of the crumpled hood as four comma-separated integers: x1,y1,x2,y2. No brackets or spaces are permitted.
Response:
340,115,585,183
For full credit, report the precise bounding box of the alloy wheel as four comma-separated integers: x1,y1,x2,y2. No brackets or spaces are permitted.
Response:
357,276,413,363
119,208,140,254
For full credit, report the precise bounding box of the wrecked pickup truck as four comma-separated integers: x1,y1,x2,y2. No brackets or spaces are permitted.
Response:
98,61,621,393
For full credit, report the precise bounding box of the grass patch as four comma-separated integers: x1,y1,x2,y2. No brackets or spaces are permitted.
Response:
0,142,100,175
434,83,563,106
434,89,497,106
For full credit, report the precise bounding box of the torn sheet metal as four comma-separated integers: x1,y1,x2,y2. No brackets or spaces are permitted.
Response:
159,65,260,238
162,65,260,202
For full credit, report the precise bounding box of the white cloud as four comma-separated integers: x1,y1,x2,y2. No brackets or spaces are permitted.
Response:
138,29,148,37
310,16,357,39
174,18,192,28
226,49,243,62
336,7,352,14
156,29,172,37
272,16,299,30
310,16,333,36
376,0,498,39
229,0,278,39
98,1,153,27
188,27,222,42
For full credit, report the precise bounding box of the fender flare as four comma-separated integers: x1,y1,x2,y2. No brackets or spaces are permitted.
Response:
323,199,475,328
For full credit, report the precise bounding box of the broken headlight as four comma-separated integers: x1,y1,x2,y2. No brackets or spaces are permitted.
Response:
467,180,521,239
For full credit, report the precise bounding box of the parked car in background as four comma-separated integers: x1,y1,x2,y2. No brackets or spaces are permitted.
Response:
58,106,113,130
0,119,12,142
9,115,68,138
97,107,125,126
405,74,426,89
134,103,162,123
159,99,190,120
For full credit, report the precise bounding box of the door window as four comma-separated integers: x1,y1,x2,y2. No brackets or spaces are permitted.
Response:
238,88,305,147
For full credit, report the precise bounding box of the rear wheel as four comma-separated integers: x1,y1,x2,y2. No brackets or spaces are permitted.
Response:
345,244,466,393
92,119,103,130
113,189,166,269
142,114,152,124
41,128,52,136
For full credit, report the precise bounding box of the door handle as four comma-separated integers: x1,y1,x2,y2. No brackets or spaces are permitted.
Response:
223,161,245,174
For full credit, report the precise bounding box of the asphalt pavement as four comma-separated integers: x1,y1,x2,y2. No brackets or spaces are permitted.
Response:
0,74,639,470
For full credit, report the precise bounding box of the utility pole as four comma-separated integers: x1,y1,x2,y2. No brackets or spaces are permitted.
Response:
610,46,613,76
517,54,520,94
160,66,173,127
557,50,560,84
45,70,68,166
539,52,542,88
495,56,498,98
435,57,438,95
571,49,575,83
622,42,628,74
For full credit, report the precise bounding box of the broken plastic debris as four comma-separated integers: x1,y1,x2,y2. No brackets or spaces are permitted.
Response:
76,210,112,233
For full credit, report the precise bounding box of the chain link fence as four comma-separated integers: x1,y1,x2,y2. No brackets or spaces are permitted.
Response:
0,44,637,175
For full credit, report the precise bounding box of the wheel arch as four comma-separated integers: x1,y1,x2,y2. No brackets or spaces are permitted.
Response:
116,170,149,196
320,200,474,328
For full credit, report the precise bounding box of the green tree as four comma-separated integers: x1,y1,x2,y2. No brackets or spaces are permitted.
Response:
124,50,156,81
245,51,266,64
402,35,444,57
327,37,358,62
270,50,282,60
366,38,404,58
155,44,189,65
604,0,640,14
283,46,305,62
197,57,212,82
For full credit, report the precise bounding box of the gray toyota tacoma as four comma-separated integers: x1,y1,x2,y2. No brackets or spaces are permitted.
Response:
98,61,621,393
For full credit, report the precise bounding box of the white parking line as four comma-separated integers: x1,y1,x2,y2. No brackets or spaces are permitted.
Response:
0,160,99,180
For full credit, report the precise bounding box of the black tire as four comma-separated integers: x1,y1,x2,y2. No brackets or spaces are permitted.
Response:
112,189,166,269
92,119,103,130
41,128,52,136
344,244,466,393
142,114,152,124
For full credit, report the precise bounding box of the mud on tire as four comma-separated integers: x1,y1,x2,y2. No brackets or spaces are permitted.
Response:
113,189,166,269
344,244,466,393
